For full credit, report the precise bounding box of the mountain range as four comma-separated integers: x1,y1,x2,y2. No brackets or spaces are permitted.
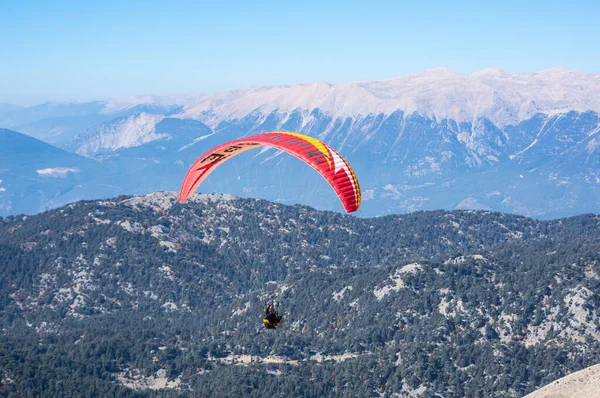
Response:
1,67,599,218
2,193,600,396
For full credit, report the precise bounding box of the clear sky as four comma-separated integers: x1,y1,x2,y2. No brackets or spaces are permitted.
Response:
1,0,598,105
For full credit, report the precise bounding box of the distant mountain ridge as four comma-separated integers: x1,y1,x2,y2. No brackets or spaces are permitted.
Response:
0,128,103,215
1,68,599,218
177,67,600,127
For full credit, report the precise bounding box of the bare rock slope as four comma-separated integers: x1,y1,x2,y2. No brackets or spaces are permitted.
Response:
524,364,600,398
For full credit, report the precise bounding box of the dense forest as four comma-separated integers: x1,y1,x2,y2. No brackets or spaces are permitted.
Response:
1,192,599,397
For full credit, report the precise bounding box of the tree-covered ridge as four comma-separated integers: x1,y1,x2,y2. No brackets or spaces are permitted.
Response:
1,192,599,397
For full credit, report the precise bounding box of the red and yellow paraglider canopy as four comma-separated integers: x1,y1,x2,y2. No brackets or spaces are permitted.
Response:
179,131,361,212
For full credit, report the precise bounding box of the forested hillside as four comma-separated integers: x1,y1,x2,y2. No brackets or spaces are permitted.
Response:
1,192,599,397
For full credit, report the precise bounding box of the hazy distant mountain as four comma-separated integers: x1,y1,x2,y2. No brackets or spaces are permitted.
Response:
0,96,196,147
0,101,107,127
0,102,25,115
0,129,102,215
13,114,113,146
4,68,600,217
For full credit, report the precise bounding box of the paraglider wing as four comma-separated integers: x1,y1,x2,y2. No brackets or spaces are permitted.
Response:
179,132,361,212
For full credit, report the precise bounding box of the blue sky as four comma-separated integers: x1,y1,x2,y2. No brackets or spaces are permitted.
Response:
1,0,598,104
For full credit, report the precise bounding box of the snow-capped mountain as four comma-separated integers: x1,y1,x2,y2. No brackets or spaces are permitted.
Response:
68,113,168,156
3,68,600,218
178,67,600,127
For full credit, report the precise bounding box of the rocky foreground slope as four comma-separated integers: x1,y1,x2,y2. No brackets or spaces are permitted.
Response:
524,364,600,398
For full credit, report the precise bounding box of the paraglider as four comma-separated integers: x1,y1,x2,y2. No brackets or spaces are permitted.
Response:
178,131,361,212
263,302,282,329
179,131,361,329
